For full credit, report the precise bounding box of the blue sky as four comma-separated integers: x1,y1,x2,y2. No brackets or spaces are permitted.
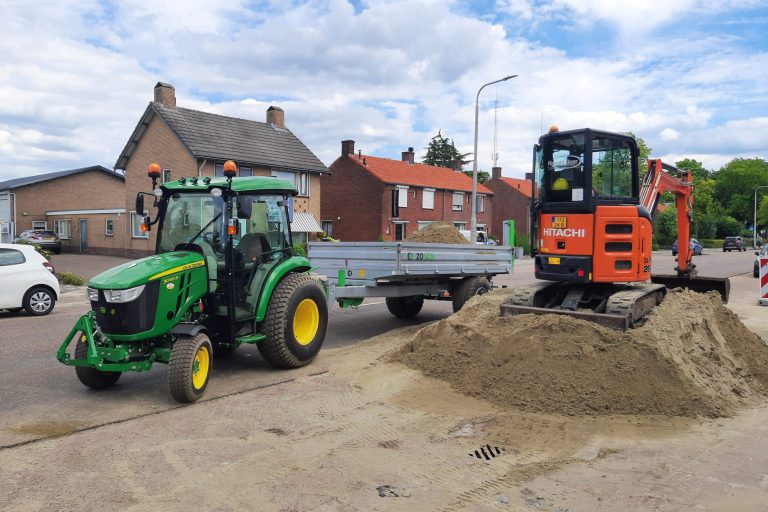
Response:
1,0,767,182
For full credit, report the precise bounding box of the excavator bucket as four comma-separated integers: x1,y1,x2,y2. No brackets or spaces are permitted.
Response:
650,275,730,303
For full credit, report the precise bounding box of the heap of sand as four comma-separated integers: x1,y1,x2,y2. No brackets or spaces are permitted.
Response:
396,289,768,417
406,222,470,244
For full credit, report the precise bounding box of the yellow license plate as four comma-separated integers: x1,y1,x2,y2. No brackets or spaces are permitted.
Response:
548,257,561,265
552,216,567,228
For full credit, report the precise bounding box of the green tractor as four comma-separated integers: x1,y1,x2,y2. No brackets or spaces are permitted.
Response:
57,161,328,402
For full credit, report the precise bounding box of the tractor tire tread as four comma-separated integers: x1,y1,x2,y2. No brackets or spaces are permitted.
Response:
74,340,121,390
168,332,212,403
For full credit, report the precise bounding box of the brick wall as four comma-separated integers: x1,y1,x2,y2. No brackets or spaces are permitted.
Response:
13,170,125,254
123,115,198,258
486,178,531,238
323,155,383,241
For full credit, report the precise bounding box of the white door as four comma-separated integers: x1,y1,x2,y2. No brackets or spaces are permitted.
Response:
0,248,32,308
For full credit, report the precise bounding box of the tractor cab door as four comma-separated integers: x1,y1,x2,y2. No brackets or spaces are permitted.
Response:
232,194,292,320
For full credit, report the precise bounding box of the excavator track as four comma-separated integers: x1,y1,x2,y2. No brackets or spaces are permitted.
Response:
500,282,666,331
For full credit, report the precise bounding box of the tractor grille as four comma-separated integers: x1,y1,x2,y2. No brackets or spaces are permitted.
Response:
91,281,160,335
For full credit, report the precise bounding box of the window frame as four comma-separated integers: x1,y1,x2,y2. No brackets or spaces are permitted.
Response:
452,192,464,211
105,219,115,236
162,168,172,183
422,188,435,210
32,221,47,230
477,194,486,213
54,219,72,239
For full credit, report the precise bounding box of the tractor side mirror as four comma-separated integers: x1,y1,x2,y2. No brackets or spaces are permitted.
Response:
237,197,252,219
287,197,294,224
135,193,144,216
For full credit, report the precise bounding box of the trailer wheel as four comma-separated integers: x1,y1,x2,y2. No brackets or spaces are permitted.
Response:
452,277,491,312
385,296,424,319
168,332,213,403
258,273,328,369
74,339,121,390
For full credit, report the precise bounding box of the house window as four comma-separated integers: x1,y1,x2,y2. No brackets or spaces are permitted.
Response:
162,168,172,183
32,221,47,230
417,221,433,231
321,221,333,236
454,222,466,231
215,163,224,177
394,222,406,241
397,186,409,208
477,194,486,213
422,189,435,209
131,211,149,239
54,219,71,239
239,166,253,177
105,219,115,236
272,170,310,196
452,193,464,211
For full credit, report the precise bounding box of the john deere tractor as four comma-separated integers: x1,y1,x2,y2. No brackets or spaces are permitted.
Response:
57,161,328,402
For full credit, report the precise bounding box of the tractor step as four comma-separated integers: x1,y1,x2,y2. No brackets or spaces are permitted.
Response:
500,304,630,330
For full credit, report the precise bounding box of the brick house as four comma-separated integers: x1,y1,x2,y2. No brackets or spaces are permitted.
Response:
115,82,328,257
323,140,493,241
0,166,126,254
485,167,532,240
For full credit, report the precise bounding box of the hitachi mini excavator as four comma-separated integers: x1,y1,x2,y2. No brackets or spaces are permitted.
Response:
501,126,729,330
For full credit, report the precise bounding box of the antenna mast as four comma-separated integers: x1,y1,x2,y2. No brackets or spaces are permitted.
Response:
492,97,499,167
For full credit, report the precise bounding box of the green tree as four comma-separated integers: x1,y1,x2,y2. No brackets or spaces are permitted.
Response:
712,158,768,227
422,130,472,170
629,132,652,171
676,158,711,182
653,205,678,246
461,169,490,183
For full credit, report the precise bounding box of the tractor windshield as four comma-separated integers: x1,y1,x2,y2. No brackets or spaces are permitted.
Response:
543,133,586,202
158,192,226,254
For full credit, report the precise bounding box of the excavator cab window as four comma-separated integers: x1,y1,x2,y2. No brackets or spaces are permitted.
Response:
543,133,586,202
591,137,634,200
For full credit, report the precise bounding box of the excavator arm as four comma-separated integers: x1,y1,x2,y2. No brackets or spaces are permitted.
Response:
640,159,695,276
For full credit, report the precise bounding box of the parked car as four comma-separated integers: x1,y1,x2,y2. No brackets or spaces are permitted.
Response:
0,243,59,315
754,245,768,277
671,238,703,257
15,229,62,254
723,236,747,252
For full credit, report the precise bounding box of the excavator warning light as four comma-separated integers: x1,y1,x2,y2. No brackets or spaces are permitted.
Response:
548,125,559,133
223,160,237,178
147,162,162,179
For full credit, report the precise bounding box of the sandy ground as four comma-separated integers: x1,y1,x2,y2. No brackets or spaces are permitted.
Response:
2,274,768,511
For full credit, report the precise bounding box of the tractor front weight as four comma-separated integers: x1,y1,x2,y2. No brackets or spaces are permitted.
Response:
57,312,163,373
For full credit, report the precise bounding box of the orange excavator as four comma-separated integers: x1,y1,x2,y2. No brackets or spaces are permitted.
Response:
501,126,729,329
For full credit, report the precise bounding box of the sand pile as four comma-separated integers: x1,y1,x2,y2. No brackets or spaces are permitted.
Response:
406,222,470,244
396,289,768,417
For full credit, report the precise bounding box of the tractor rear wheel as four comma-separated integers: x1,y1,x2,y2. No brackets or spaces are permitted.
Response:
385,295,424,319
74,339,121,390
452,277,491,312
258,273,327,369
169,332,213,403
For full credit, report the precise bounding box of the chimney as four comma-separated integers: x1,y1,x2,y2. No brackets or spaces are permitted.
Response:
341,140,355,156
525,172,533,181
266,106,285,128
401,147,415,164
154,82,176,108
492,166,502,180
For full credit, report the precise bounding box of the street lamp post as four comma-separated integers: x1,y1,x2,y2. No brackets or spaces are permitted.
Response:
471,75,517,244
754,185,768,248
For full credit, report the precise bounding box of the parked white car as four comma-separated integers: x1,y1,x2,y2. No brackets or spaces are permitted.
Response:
0,243,59,315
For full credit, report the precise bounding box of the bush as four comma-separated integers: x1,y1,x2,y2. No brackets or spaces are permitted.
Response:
515,232,531,255
59,271,85,286
15,240,52,260
700,239,723,248
292,243,307,257
715,216,743,239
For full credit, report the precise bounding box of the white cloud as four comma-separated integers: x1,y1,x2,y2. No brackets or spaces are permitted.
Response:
660,128,680,141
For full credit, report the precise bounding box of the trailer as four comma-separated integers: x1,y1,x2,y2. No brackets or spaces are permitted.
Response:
308,241,513,317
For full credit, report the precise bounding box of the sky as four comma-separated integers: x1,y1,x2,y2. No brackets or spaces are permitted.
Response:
1,0,767,182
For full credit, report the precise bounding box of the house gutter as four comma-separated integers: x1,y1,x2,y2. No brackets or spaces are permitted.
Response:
197,159,207,177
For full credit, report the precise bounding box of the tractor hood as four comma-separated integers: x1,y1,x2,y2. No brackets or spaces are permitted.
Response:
89,251,205,290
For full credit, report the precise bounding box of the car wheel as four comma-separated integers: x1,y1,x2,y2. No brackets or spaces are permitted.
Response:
23,286,55,316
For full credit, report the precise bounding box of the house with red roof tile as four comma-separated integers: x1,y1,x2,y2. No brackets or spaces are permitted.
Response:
322,140,493,241
485,167,532,239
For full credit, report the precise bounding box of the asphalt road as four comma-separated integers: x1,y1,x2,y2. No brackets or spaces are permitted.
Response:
0,249,757,448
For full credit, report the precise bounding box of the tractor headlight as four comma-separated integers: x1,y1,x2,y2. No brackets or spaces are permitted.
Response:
104,284,146,303
86,288,99,301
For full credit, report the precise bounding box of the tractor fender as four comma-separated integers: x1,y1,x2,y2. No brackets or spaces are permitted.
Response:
254,256,312,323
171,323,208,337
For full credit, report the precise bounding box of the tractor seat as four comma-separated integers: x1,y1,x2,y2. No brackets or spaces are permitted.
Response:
237,233,271,264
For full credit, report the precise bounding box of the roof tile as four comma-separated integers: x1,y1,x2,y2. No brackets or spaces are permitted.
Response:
499,177,532,197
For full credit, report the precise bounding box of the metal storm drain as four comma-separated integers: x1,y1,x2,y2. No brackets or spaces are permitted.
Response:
470,444,505,460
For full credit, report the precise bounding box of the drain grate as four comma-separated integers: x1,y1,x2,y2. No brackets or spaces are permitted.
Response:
469,444,505,460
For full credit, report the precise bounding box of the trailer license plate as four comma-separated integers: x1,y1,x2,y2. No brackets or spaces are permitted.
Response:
548,257,561,265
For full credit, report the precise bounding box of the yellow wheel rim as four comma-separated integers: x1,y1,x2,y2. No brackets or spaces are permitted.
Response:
293,298,319,346
192,345,210,390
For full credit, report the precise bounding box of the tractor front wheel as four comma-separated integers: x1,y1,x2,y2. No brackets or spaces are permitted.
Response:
258,273,328,369
74,339,121,390
169,332,213,403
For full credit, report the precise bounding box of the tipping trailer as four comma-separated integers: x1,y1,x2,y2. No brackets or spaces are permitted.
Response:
308,241,513,317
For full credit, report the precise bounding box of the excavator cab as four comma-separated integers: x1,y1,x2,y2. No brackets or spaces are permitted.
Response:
502,127,729,330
